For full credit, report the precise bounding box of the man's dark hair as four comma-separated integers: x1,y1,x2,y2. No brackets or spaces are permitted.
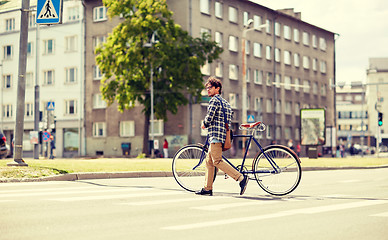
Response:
206,76,222,94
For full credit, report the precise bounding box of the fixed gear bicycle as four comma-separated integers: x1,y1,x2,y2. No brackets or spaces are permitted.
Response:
172,121,302,196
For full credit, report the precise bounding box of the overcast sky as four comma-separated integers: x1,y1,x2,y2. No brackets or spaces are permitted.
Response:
253,0,388,84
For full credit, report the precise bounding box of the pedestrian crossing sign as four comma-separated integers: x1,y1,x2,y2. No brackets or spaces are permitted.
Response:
247,115,255,123
36,0,63,24
47,101,55,111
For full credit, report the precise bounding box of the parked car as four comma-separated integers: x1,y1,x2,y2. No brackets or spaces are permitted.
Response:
0,131,9,159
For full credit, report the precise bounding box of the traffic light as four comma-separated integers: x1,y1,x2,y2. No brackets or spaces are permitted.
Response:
378,112,383,126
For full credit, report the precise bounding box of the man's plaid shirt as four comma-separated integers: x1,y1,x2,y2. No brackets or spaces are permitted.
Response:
203,94,233,143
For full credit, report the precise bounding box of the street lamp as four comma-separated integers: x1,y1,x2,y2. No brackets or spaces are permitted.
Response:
241,20,267,153
144,31,158,158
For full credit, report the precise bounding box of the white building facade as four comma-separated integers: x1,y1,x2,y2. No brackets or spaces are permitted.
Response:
0,0,85,157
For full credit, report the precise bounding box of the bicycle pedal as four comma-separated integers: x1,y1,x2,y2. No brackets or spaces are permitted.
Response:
224,174,229,179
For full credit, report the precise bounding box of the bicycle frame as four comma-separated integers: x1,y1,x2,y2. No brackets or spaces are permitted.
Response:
194,132,281,175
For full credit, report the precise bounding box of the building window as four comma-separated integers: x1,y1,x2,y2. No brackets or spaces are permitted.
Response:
275,48,280,62
275,74,281,88
294,28,299,42
243,11,249,26
304,80,310,93
312,35,318,48
215,1,223,18
228,35,238,52
65,100,77,115
5,18,15,31
266,125,272,139
285,127,291,140
295,128,300,140
294,78,300,92
319,37,327,51
285,101,292,114
93,122,106,137
284,51,291,65
200,27,211,37
43,39,55,54
3,104,13,118
26,72,34,88
321,84,327,96
266,72,272,86
284,25,291,40
120,121,135,137
200,0,210,14
3,74,12,89
284,76,291,90
229,64,238,80
245,40,250,55
295,103,300,115
228,6,238,23
229,93,237,109
43,70,54,85
65,67,77,83
215,62,223,77
320,61,327,73
3,45,13,60
313,82,318,94
28,13,36,28
93,94,107,109
275,22,281,37
254,97,262,112
253,42,262,58
65,36,77,52
200,61,210,76
25,103,34,117
149,119,164,136
215,32,223,47
93,65,103,80
27,42,33,57
312,58,318,71
93,35,107,50
276,126,281,140
254,69,263,84
266,46,272,60
266,99,272,113
93,6,107,22
253,15,262,30
246,68,251,82
303,32,309,46
266,19,271,33
294,53,300,67
303,56,309,69
68,6,80,21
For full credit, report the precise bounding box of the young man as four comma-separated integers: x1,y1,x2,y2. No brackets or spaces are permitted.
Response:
196,76,249,196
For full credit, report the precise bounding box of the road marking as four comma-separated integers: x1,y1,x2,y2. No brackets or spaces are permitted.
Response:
370,211,388,217
47,191,182,202
123,196,228,206
0,187,148,198
162,200,388,230
191,199,282,211
0,186,99,194
338,180,361,183
0,200,15,203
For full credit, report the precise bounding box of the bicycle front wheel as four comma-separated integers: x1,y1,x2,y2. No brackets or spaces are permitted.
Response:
172,145,209,192
253,145,301,196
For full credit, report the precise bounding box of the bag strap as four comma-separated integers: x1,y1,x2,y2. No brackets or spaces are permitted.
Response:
215,95,229,130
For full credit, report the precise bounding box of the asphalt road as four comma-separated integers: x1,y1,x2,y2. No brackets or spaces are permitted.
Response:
1,168,387,240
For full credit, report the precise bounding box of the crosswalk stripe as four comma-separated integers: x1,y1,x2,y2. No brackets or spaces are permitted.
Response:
163,200,388,230
0,186,99,194
123,196,228,206
370,211,388,217
0,187,148,198
191,199,281,211
47,191,182,202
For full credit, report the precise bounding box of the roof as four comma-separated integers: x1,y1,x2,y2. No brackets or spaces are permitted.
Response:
369,58,388,71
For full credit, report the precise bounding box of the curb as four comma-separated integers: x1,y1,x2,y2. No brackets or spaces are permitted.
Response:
1,165,388,183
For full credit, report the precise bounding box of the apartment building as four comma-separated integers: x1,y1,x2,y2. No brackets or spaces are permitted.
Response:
1,0,336,158
0,0,85,157
366,58,388,147
82,0,335,157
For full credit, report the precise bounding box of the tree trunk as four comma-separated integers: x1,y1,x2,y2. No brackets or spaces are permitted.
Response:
143,114,150,156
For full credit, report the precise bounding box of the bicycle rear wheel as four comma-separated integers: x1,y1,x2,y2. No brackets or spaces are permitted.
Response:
253,145,301,196
172,145,212,192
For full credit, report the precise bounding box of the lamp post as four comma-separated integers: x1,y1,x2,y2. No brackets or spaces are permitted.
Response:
144,31,158,158
242,20,267,154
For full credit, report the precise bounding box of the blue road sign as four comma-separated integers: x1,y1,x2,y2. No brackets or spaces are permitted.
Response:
247,115,255,123
43,131,51,142
47,101,55,111
36,0,63,24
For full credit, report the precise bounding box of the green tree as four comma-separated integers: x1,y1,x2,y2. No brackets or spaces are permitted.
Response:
96,0,222,155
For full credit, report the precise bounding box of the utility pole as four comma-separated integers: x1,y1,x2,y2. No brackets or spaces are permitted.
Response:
8,0,30,166
33,24,40,159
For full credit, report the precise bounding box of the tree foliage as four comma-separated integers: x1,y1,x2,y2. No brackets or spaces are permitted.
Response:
96,0,223,123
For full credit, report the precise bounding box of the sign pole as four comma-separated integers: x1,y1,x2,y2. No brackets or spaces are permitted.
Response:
8,0,30,166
